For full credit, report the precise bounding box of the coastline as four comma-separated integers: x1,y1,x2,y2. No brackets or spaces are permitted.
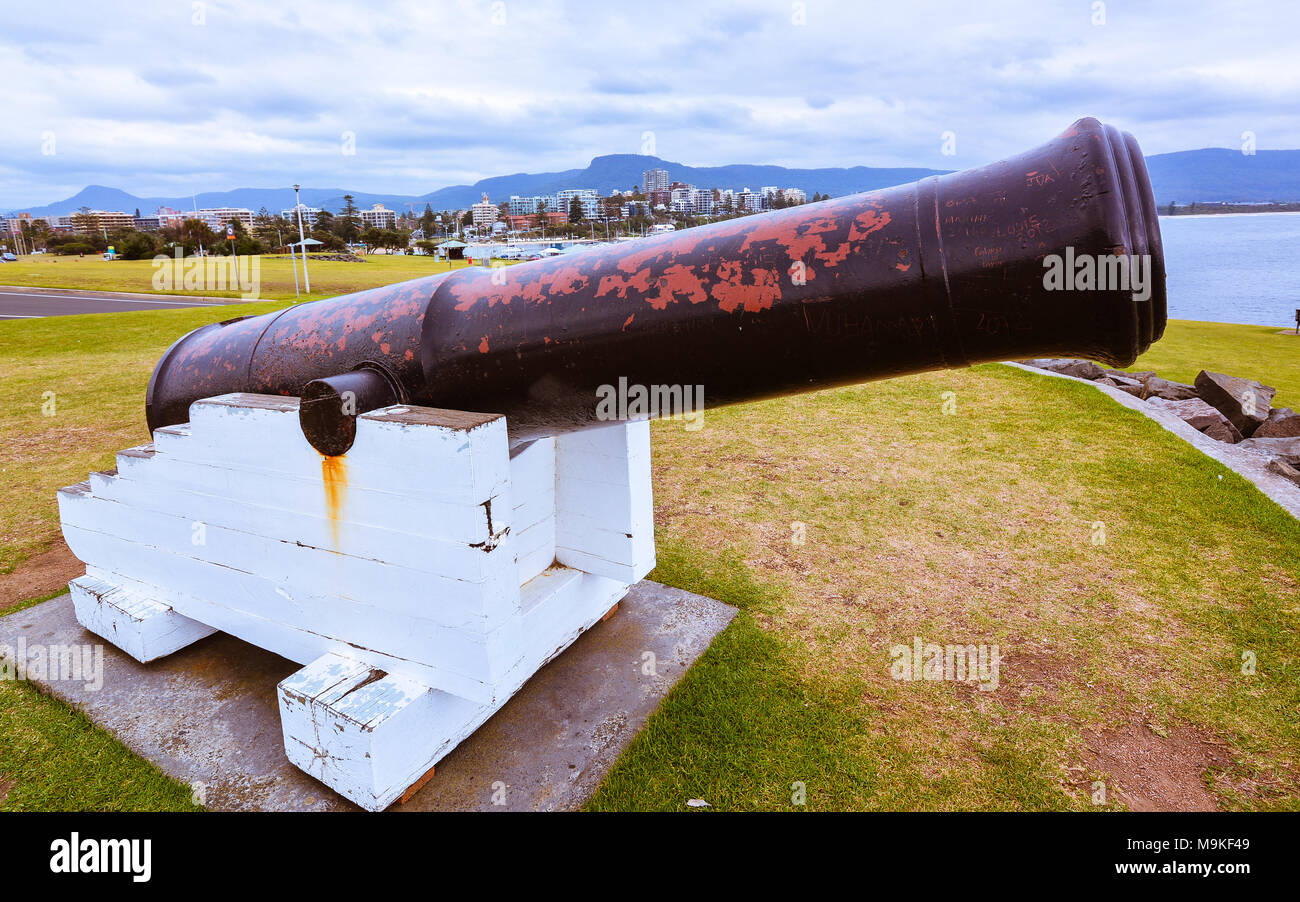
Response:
1159,210,1300,219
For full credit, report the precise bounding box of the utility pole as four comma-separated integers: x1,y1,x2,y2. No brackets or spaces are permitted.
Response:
227,223,240,286
288,239,300,299
294,184,310,293
278,227,299,298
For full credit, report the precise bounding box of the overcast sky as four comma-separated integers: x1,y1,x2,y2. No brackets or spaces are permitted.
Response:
3,0,1297,207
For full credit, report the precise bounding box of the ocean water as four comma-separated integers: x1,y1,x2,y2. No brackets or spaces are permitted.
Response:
1158,212,1300,327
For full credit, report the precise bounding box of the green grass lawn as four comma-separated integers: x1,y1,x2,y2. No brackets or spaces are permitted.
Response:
1123,320,1300,407
589,365,1299,810
0,679,203,811
0,252,479,302
1,307,1297,810
0,300,292,573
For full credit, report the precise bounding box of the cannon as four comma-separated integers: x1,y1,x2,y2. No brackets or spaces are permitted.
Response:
61,119,1166,810
146,117,1165,455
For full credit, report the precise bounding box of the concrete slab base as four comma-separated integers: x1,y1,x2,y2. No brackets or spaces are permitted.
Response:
0,580,735,811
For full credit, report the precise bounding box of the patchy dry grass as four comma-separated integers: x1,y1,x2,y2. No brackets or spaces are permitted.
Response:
590,363,1299,811
0,300,290,574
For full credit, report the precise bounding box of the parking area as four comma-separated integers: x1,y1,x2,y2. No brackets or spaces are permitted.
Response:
0,287,227,319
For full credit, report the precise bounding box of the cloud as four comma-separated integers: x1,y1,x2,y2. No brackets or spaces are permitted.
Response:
1,0,1298,209
589,76,660,95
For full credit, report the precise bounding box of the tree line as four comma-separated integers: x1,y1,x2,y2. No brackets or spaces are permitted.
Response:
17,194,438,259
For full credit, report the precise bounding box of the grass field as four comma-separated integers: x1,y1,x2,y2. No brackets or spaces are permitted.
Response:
588,366,1299,811
0,304,1297,810
1122,320,1300,407
0,253,477,302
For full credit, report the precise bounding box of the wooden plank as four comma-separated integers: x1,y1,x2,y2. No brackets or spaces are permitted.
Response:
68,574,216,663
399,765,436,804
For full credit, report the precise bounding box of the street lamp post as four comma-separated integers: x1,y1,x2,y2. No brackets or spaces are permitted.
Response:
294,184,310,293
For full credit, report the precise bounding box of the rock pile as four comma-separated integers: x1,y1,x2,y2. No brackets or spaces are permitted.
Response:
305,252,367,263
1020,359,1300,487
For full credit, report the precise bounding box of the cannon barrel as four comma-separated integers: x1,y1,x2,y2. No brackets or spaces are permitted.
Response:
146,117,1165,454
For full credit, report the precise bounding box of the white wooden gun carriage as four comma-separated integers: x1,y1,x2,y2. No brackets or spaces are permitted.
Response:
58,393,654,810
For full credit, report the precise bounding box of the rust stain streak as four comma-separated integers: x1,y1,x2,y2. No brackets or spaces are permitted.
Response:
321,454,347,548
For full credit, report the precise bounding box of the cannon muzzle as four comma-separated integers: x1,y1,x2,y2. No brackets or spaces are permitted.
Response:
146,117,1165,455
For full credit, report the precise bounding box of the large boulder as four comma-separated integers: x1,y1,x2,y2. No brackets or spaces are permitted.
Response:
1148,397,1244,442
1097,373,1144,396
1097,368,1197,401
1194,371,1277,437
1022,358,1106,380
1140,376,1199,402
1103,369,1154,381
1254,407,1300,438
1238,436,1300,459
1199,419,1246,444
1266,457,1300,489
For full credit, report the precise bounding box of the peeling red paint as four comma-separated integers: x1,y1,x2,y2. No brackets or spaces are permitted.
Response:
711,265,781,313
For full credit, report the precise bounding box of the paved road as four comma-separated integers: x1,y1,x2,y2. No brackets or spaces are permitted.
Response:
0,287,232,320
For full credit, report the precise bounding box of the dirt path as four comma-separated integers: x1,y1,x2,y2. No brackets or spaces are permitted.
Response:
1082,721,1233,811
0,539,81,612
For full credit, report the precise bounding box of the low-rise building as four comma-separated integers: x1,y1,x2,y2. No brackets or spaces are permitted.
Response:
195,207,254,231
508,195,554,216
359,203,397,229
281,204,321,227
555,189,602,220
3,213,32,236
83,210,137,232
155,207,187,229
507,212,567,231
737,189,763,213
669,185,715,216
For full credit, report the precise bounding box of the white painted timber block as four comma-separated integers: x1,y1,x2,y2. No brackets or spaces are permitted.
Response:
58,393,656,808
510,438,556,583
67,571,215,663
277,561,630,811
554,420,656,582
278,652,483,812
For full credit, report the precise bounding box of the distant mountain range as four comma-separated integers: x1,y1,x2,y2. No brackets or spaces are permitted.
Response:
9,148,1300,218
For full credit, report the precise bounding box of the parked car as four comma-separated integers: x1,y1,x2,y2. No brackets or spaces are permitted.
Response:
1,252,18,262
